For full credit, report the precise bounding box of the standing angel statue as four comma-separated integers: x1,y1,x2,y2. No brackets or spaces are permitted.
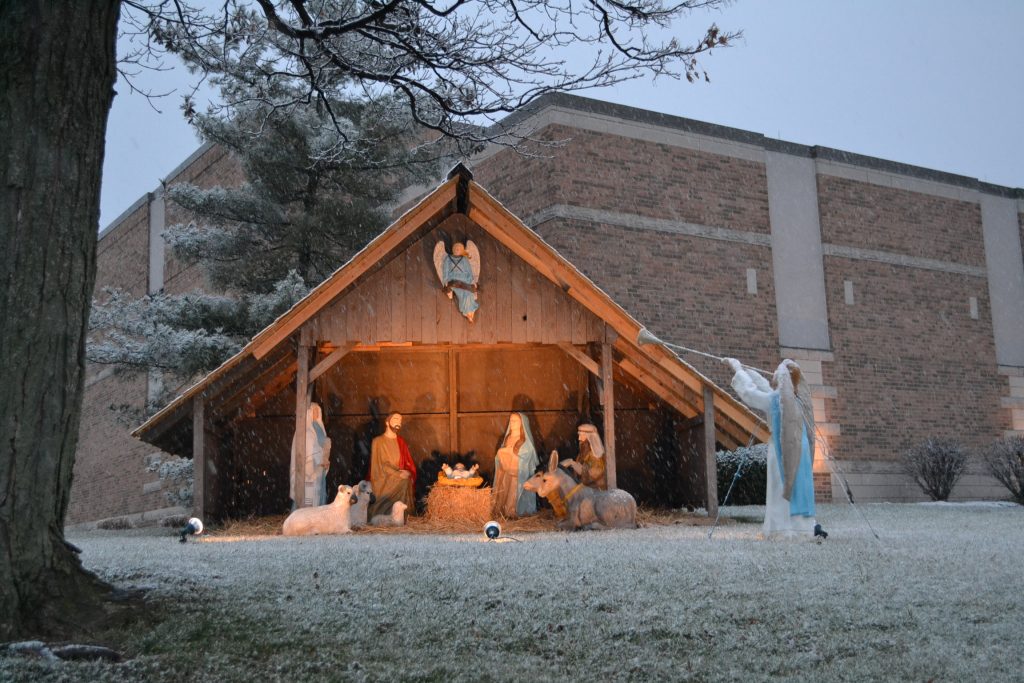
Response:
433,240,481,322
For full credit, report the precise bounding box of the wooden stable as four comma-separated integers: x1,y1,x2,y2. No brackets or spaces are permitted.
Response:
134,166,767,521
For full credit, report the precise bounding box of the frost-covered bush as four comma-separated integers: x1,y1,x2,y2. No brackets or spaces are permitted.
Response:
982,436,1024,505
716,444,768,506
97,517,131,530
148,457,194,509
901,438,969,501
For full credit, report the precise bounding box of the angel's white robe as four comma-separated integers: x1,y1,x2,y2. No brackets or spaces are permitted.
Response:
731,367,816,537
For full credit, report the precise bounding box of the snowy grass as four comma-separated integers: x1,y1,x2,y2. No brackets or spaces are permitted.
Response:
4,503,1023,681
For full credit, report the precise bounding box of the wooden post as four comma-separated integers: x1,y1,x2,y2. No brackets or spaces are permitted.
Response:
292,328,312,507
703,384,719,517
448,348,458,456
601,328,617,489
192,395,206,520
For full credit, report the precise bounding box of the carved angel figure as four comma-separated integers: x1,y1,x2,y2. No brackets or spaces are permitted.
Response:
433,240,480,321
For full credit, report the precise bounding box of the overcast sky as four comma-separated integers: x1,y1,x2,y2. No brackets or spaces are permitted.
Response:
100,0,1024,229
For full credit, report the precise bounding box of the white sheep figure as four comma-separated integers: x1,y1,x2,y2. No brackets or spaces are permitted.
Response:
282,485,358,536
369,501,408,527
350,480,375,529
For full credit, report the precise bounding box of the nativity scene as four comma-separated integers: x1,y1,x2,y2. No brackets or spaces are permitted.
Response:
132,165,772,534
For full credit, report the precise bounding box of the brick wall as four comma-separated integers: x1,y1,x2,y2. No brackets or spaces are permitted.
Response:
70,145,245,525
71,202,166,524
477,125,771,233
163,145,244,295
535,218,777,391
824,259,1005,460
818,175,985,265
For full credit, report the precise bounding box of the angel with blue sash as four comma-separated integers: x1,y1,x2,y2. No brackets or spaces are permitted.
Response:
433,240,480,322
492,412,539,517
726,358,820,538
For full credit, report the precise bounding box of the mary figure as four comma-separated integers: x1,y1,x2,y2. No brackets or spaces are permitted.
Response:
492,412,539,517
290,402,331,508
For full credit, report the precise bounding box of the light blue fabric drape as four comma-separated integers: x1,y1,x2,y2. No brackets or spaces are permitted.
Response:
770,393,815,518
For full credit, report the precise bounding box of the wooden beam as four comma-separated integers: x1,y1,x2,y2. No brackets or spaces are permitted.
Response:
614,343,752,447
217,351,295,416
251,177,458,359
703,384,719,517
292,330,312,507
616,357,699,419
227,360,298,423
557,342,600,376
192,396,207,520
601,332,617,489
448,348,458,456
309,342,356,382
679,415,704,430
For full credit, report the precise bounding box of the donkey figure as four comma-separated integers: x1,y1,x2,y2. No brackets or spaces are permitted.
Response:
524,452,637,530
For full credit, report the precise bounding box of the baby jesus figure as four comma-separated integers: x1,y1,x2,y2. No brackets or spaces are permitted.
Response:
442,463,480,480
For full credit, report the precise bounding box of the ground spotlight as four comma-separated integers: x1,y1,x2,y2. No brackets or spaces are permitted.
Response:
484,521,501,540
179,517,204,543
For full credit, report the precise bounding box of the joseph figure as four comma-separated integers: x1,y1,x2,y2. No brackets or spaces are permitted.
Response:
368,412,417,518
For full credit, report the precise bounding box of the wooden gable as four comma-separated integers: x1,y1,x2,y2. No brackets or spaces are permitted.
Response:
309,214,604,346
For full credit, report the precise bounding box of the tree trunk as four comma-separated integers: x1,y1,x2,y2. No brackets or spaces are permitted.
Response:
0,1,122,639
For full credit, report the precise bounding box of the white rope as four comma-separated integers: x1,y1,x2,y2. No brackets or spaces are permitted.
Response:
656,340,773,377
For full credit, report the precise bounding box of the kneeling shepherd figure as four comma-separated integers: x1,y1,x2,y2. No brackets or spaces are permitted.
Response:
725,357,820,539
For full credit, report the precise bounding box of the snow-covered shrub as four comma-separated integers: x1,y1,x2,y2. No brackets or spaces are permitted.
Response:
716,444,768,506
901,438,969,501
982,436,1024,504
147,457,194,509
97,517,131,530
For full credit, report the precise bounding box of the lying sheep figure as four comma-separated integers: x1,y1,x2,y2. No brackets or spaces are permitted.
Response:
282,485,358,536
369,501,408,527
349,480,376,529
524,452,637,530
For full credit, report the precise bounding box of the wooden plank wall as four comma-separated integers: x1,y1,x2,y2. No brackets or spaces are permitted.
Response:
220,344,702,517
311,215,604,345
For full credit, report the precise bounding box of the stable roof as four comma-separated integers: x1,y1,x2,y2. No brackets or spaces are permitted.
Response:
134,165,768,454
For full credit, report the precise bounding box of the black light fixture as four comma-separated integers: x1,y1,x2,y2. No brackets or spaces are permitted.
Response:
484,520,501,540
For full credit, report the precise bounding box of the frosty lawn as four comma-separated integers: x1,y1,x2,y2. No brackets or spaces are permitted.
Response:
5,503,1022,681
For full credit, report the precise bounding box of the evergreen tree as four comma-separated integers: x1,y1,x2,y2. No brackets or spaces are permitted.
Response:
88,92,436,390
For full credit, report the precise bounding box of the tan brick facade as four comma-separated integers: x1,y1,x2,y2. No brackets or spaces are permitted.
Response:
818,175,986,265
73,95,1024,523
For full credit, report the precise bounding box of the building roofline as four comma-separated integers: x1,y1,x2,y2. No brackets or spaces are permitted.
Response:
497,92,1023,199
98,141,218,242
100,95,1022,241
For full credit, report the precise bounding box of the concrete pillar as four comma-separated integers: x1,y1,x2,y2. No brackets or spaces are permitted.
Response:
980,194,1024,368
765,151,831,351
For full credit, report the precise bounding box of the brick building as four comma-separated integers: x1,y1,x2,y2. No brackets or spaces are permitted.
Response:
71,94,1024,525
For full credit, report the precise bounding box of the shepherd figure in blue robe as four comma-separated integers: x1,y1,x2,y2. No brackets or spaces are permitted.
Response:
726,358,819,538
433,239,481,322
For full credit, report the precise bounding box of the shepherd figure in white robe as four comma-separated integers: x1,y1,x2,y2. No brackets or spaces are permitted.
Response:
290,402,331,508
725,357,819,538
